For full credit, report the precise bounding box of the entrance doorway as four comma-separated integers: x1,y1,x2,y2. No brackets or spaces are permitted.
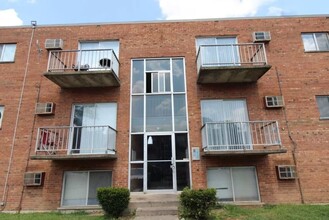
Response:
146,134,175,190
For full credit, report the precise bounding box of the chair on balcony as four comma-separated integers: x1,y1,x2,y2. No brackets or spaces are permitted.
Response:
99,58,111,68
72,64,89,71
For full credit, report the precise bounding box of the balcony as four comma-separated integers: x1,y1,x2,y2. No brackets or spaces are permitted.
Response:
44,49,120,88
196,43,271,84
201,121,286,156
31,125,117,160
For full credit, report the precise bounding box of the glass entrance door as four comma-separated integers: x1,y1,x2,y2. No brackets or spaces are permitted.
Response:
146,134,175,191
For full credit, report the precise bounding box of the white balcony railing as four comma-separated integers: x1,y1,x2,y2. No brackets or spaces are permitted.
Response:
35,125,117,155
201,121,281,151
47,49,119,76
196,43,268,73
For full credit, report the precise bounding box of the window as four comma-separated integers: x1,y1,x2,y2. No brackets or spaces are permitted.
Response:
207,167,260,202
0,44,16,62
196,37,240,66
62,171,112,206
302,33,329,52
200,99,252,150
0,106,4,128
277,165,297,179
71,103,117,154
316,96,329,119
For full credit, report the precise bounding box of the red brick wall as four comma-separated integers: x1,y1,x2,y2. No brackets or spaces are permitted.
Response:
0,16,328,210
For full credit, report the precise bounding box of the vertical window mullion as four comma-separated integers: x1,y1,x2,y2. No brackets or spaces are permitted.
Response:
313,33,320,51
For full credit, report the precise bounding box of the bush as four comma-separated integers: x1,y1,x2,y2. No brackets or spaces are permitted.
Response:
97,187,130,218
179,187,217,220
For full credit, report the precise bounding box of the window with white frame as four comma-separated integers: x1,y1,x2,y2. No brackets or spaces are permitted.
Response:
301,33,329,52
207,167,260,202
0,44,17,62
0,106,4,128
316,96,329,119
62,171,112,206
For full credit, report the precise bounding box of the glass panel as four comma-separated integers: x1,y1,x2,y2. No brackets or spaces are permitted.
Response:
176,162,190,191
207,168,233,201
196,38,218,66
302,34,317,51
216,37,239,66
147,162,173,190
131,96,144,132
88,172,112,205
132,60,144,93
0,106,3,128
174,95,187,131
1,44,16,61
316,96,329,118
152,72,159,92
172,58,185,92
232,167,259,201
147,135,172,160
131,134,144,161
130,164,144,192
62,172,88,206
99,41,120,56
175,133,188,160
146,59,170,71
165,72,171,92
146,95,172,132
315,33,329,51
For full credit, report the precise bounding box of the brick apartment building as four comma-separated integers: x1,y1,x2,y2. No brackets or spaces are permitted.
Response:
0,15,328,211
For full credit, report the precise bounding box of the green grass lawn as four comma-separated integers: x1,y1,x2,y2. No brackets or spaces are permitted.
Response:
211,204,329,220
1,205,328,220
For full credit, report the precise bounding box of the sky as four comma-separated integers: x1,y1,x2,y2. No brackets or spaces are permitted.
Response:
0,0,328,26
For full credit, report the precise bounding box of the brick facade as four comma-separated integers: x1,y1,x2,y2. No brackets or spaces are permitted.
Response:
0,15,328,211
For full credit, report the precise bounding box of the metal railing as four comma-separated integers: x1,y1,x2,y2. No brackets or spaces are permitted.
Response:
47,49,119,77
196,43,268,72
35,125,117,155
201,121,281,151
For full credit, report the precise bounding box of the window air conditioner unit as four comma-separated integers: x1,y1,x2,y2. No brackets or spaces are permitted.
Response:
24,172,45,186
276,165,297,180
45,39,64,50
265,96,284,108
252,31,271,42
35,102,55,115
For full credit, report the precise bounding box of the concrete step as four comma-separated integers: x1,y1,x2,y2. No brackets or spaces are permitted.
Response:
130,193,180,217
136,206,178,216
134,215,178,220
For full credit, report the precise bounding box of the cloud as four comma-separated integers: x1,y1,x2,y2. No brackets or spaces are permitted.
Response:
158,0,275,20
0,9,23,26
267,6,284,16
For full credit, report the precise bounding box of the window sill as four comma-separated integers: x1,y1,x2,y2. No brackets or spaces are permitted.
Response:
304,50,329,53
0,61,15,63
319,117,329,120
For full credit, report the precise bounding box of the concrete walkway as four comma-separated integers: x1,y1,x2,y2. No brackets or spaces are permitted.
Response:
134,215,178,220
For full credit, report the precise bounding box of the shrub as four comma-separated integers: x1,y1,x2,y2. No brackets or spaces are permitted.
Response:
179,187,217,220
97,187,130,218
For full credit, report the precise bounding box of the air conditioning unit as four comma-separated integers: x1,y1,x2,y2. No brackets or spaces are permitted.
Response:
24,172,45,186
35,102,55,115
252,31,271,42
276,165,297,180
265,96,284,108
45,39,64,50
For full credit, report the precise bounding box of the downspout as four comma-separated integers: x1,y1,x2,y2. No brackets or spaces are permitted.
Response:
1,21,36,210
275,66,305,204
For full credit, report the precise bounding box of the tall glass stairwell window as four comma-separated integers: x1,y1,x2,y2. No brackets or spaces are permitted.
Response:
130,58,190,192
201,99,252,151
71,103,117,154
78,41,119,70
196,37,240,66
